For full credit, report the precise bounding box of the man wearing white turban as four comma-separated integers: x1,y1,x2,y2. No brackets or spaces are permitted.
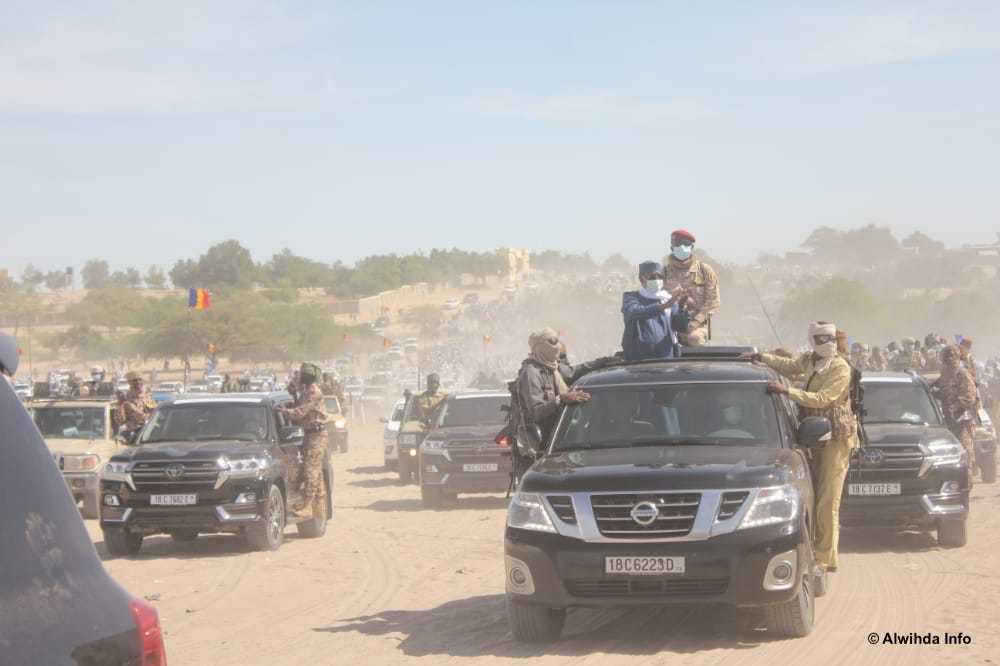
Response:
747,321,858,573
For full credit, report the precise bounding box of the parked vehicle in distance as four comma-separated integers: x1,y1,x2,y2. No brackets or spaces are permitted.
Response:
100,391,332,555
324,394,350,453
502,284,517,295
840,372,970,547
375,315,391,328
152,381,184,403
387,344,404,361
0,364,167,663
404,337,419,353
206,374,224,391
187,378,211,393
382,398,406,470
419,390,511,507
12,380,32,401
442,298,460,310
463,292,479,304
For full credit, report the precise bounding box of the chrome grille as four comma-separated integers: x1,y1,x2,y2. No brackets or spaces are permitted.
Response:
131,459,221,489
855,445,923,476
591,493,700,538
717,491,749,521
547,496,576,524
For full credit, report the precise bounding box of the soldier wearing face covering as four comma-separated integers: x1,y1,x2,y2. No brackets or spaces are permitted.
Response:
931,345,977,487
664,229,720,346
513,328,616,448
744,321,857,573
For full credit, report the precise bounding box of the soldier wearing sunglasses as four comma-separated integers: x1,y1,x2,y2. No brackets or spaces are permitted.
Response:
742,321,858,574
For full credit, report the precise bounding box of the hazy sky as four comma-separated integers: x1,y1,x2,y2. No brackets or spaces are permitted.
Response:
2,1,999,279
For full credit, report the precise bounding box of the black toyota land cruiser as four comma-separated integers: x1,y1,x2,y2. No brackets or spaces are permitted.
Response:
504,349,831,641
839,371,969,547
99,392,332,555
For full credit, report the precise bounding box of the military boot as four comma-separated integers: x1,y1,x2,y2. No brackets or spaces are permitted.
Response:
293,501,313,520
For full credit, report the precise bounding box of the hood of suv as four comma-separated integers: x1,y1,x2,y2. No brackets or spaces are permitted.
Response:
120,439,270,460
863,422,951,446
524,445,797,493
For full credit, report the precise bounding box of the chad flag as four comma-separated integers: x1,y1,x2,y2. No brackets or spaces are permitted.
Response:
188,288,211,309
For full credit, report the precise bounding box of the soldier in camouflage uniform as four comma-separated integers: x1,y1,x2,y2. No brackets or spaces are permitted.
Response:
114,371,156,442
747,321,858,573
277,362,328,519
416,373,446,423
664,229,720,346
931,345,977,487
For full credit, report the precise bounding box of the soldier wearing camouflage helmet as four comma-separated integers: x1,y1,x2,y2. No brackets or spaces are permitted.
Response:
931,345,977,487
664,229,720,346
276,362,328,519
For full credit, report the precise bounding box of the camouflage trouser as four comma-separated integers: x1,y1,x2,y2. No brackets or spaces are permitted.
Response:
680,324,709,346
301,432,327,499
813,436,855,570
948,422,975,488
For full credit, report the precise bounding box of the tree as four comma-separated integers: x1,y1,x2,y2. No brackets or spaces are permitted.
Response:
145,266,168,290
21,264,44,291
44,269,69,291
200,240,256,288
261,249,331,287
81,259,110,289
109,267,142,288
900,231,945,256
601,253,632,275
169,259,198,289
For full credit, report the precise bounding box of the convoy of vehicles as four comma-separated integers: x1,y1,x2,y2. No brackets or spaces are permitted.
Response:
382,398,406,470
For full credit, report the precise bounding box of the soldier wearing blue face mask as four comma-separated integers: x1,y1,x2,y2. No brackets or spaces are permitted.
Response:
664,229,720,346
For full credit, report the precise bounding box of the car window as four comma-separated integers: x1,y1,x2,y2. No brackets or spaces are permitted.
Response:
391,401,405,421
324,396,341,413
863,382,941,425
140,404,270,442
436,395,509,428
32,406,107,438
552,384,779,451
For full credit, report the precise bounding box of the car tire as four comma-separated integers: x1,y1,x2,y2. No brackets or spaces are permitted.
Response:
339,434,348,454
763,572,814,637
398,457,416,485
81,490,100,520
246,485,286,551
103,527,143,556
384,460,397,472
170,529,199,542
420,485,456,509
507,598,565,642
937,517,967,548
979,449,997,484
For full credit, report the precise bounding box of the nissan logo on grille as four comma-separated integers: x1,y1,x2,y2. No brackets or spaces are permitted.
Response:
164,463,186,480
630,501,660,526
862,449,884,466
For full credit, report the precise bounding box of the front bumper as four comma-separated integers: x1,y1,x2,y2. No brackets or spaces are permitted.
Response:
98,479,268,534
420,449,510,494
840,464,969,528
62,471,99,501
504,523,808,609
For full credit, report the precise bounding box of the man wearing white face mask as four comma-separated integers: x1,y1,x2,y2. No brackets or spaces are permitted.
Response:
745,321,858,573
664,229,720,346
621,260,688,361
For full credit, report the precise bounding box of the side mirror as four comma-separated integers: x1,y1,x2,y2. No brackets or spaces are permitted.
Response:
279,425,305,443
403,389,412,399
797,417,832,448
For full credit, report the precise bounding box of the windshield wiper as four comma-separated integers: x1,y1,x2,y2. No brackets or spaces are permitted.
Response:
865,419,929,426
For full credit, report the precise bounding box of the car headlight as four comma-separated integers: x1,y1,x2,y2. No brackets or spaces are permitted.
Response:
738,485,800,530
927,440,966,467
218,456,269,479
333,419,346,430
506,492,557,533
62,454,101,472
421,439,447,450
400,433,417,446
101,461,133,483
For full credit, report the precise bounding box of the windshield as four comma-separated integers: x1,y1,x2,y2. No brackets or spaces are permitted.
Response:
436,394,509,428
390,401,405,421
139,403,270,443
32,406,107,439
863,382,941,425
324,396,341,413
551,384,780,452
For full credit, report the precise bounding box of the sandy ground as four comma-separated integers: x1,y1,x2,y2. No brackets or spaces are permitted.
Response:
87,421,1000,665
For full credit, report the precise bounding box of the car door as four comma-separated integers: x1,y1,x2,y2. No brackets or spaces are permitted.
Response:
273,400,306,503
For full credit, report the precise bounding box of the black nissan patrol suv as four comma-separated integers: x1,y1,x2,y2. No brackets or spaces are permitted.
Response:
418,390,511,507
504,349,832,641
99,392,332,555
840,371,969,547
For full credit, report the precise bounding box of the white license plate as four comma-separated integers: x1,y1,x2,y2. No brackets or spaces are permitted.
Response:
150,494,197,506
848,483,901,496
605,556,685,575
463,463,498,472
